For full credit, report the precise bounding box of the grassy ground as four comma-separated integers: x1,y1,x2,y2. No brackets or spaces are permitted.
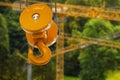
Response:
64,70,120,80
64,76,80,80
106,70,120,80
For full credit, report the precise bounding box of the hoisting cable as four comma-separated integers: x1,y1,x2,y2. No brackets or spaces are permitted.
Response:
24,0,33,80
54,0,57,22
19,0,22,11
49,0,52,9
16,0,28,61
26,0,29,7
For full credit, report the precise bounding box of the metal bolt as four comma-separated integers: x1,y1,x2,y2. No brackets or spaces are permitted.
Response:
32,13,39,20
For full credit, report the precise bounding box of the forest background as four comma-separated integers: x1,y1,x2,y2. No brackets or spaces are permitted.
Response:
0,0,120,80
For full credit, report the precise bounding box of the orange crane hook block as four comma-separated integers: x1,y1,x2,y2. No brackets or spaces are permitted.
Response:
19,3,58,66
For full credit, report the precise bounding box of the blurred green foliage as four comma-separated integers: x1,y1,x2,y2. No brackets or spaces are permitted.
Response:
64,76,80,80
65,0,120,7
0,0,120,80
105,70,120,80
79,19,120,80
0,13,9,52
0,13,9,80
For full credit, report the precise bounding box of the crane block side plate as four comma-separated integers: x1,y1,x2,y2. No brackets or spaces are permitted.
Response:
20,3,52,33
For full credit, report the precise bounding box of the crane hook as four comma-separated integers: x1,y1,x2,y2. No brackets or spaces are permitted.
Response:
19,3,58,66
28,40,51,66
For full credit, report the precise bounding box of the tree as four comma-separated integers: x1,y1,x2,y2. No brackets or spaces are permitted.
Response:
0,13,10,80
65,0,120,7
64,17,83,77
0,6,27,80
0,0,17,3
104,0,120,8
65,0,103,6
64,51,81,76
32,61,56,80
57,0,65,3
79,19,120,80
0,14,9,52
0,6,27,53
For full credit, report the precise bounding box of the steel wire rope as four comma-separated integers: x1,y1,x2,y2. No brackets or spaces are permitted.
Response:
16,0,30,61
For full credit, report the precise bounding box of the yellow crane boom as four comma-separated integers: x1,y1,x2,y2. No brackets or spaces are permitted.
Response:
52,3,120,21
1,2,120,21
53,36,120,56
